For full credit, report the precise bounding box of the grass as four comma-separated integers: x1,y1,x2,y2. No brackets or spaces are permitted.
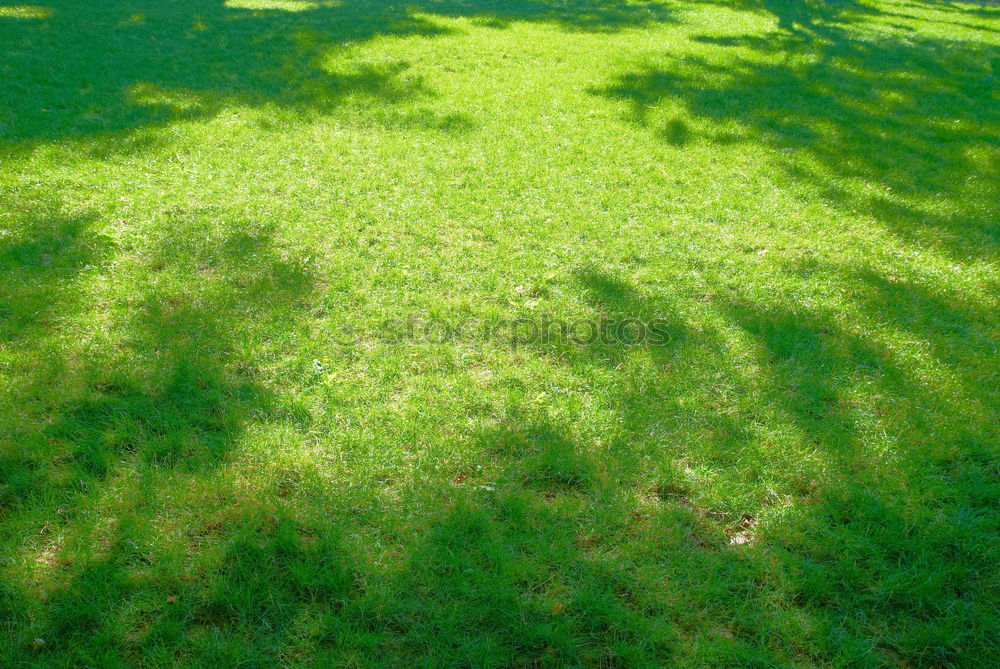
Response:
1,0,998,665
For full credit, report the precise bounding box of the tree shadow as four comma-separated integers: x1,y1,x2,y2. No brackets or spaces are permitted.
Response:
2,420,684,666
0,194,323,663
696,0,878,35
703,259,998,662
511,264,999,663
0,198,316,560
590,8,999,261
0,205,105,346
0,0,443,150
4,260,996,664
0,0,676,151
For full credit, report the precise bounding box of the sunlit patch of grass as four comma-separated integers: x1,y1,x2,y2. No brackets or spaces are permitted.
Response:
224,0,334,12
127,82,207,116
0,4,52,18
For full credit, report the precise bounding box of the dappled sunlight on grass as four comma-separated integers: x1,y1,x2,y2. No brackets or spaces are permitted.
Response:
2,0,998,665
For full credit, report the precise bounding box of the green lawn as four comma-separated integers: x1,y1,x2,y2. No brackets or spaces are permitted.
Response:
2,0,998,665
